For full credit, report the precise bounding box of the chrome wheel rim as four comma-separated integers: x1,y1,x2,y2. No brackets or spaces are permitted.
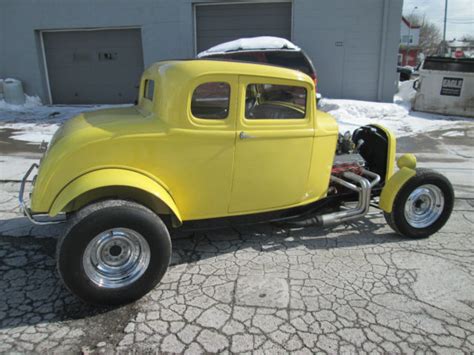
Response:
404,184,445,229
83,228,150,289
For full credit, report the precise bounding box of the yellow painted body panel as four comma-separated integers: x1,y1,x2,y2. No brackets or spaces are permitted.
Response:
49,169,182,223
397,153,417,170
230,75,315,213
30,60,340,221
379,167,416,212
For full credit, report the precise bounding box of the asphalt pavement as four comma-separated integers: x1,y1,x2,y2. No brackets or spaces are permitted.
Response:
0,127,473,353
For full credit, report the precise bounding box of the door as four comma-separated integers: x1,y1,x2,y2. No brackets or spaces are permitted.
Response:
195,2,291,53
43,29,144,104
229,77,315,213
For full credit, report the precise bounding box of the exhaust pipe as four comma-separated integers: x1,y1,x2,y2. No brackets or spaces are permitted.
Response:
319,171,371,225
288,169,380,227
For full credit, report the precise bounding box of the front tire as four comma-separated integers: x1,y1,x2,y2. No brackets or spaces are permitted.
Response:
384,169,454,238
57,200,171,305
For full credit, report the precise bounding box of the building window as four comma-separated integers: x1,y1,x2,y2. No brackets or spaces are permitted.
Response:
245,84,307,119
191,82,230,119
402,35,414,44
144,80,154,100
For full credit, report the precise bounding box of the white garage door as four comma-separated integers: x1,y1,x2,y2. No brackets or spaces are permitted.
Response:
43,29,144,104
196,2,292,54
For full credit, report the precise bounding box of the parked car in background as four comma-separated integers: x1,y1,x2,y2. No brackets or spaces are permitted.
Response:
397,66,413,81
198,36,321,99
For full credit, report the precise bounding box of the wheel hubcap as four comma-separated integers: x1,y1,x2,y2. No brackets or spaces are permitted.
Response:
83,228,150,289
404,184,445,228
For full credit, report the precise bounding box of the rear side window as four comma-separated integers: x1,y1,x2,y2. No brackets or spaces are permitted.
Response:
265,52,313,76
191,82,230,119
245,84,307,119
207,51,314,77
144,79,154,100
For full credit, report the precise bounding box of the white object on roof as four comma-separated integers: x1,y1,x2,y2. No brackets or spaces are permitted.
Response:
197,36,300,58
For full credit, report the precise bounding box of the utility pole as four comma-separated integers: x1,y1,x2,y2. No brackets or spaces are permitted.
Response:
442,0,448,55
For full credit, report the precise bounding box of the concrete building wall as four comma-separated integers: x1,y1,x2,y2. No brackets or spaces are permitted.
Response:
294,0,402,101
0,0,402,103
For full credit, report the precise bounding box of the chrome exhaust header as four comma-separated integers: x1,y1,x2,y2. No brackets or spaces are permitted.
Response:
319,169,380,226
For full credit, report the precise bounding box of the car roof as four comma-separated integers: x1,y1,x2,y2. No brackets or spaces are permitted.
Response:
143,59,313,85
197,36,301,58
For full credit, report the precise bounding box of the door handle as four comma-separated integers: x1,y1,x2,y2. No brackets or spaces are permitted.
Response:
239,131,255,140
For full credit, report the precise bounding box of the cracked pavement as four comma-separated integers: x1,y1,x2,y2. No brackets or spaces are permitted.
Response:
1,127,474,353
1,179,473,353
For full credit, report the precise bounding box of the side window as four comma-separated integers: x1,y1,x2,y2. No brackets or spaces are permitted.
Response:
144,79,154,100
191,82,230,119
245,84,307,119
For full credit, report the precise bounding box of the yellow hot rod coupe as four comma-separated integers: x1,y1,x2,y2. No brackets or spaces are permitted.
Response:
20,60,454,305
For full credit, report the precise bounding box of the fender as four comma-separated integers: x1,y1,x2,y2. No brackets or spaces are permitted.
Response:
379,154,417,213
49,169,182,223
369,124,397,180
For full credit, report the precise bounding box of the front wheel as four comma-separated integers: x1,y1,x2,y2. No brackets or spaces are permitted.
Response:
57,200,171,305
384,169,454,238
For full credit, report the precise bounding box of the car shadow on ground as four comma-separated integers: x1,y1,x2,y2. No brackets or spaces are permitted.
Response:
0,213,404,330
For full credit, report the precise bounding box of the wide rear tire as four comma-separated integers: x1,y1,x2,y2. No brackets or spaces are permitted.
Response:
384,169,454,238
57,200,171,305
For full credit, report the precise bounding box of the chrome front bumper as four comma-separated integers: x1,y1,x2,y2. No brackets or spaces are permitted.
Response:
19,163,64,225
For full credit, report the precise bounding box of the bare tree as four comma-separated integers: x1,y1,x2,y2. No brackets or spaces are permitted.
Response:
405,14,442,56
460,34,474,42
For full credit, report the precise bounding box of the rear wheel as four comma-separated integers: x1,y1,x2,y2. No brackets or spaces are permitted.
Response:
384,169,454,238
57,200,171,305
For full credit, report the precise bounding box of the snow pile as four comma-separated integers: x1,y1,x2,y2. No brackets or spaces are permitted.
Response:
394,79,417,108
198,36,300,58
320,81,464,137
0,94,42,111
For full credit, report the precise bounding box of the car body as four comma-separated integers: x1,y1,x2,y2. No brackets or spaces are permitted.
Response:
20,60,454,305
29,60,332,222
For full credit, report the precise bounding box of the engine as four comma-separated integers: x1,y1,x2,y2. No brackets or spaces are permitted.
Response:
331,125,391,195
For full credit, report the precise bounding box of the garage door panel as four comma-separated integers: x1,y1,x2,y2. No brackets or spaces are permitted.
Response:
44,30,143,49
196,3,291,53
43,29,144,104
198,3,290,16
198,21,290,32
52,83,137,105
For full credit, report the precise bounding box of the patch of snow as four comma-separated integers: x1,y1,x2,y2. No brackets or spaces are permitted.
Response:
320,82,466,137
0,95,42,111
0,155,39,180
3,123,59,143
394,80,417,108
442,131,465,137
197,36,300,58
